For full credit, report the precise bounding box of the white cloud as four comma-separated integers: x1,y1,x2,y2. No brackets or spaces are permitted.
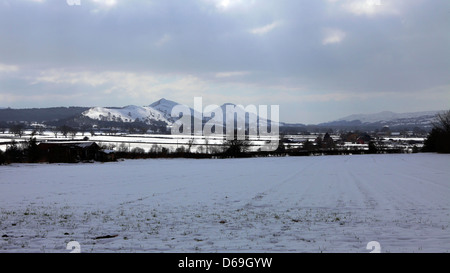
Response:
322,28,346,45
341,0,399,16
0,63,19,73
249,21,283,35
91,0,117,6
32,70,115,86
89,0,117,13
215,71,250,78
215,0,238,10
208,0,254,11
31,69,209,102
154,34,172,47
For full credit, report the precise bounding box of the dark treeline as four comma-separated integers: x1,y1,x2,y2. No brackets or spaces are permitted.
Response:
0,107,89,123
0,136,420,165
0,129,424,165
0,138,39,164
0,118,169,136
422,110,450,153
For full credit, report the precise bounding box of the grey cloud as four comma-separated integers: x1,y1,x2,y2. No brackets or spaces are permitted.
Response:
0,0,448,122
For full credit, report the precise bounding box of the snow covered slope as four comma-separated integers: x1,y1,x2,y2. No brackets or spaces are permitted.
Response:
82,105,169,124
149,99,279,127
82,99,278,129
148,98,183,122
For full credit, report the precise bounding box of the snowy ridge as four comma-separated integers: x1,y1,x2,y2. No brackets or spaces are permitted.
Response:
204,103,279,127
337,110,442,124
82,105,170,124
318,110,444,129
148,98,183,122
84,99,440,129
149,99,279,127
82,99,278,128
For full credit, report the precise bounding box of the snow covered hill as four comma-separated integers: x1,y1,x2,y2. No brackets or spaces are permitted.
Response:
81,99,278,129
149,99,279,128
148,98,184,122
337,110,442,124
82,105,169,125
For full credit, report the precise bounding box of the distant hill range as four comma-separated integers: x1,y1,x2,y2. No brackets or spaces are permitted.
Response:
0,100,444,131
318,110,444,130
0,107,90,123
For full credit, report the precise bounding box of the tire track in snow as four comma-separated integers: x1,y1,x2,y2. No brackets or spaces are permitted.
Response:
361,155,449,211
346,155,419,212
347,171,380,210
241,157,322,210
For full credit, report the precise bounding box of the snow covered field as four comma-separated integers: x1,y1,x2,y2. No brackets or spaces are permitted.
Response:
0,153,449,253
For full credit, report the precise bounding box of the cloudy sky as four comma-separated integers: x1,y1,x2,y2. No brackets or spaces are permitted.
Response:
0,0,448,124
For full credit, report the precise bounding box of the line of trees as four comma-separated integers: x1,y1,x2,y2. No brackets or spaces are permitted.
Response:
0,138,39,164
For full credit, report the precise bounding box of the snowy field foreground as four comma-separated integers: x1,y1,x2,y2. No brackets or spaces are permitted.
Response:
0,153,449,253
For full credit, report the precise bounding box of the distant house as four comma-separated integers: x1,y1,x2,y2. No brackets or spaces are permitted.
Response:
38,142,113,163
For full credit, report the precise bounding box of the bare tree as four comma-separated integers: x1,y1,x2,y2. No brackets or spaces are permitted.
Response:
204,137,210,154
59,125,71,138
222,129,251,156
433,110,450,132
131,147,145,154
223,139,250,156
424,110,450,153
69,127,78,139
187,138,195,153
10,123,25,138
49,126,57,138
80,125,90,136
118,143,129,153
